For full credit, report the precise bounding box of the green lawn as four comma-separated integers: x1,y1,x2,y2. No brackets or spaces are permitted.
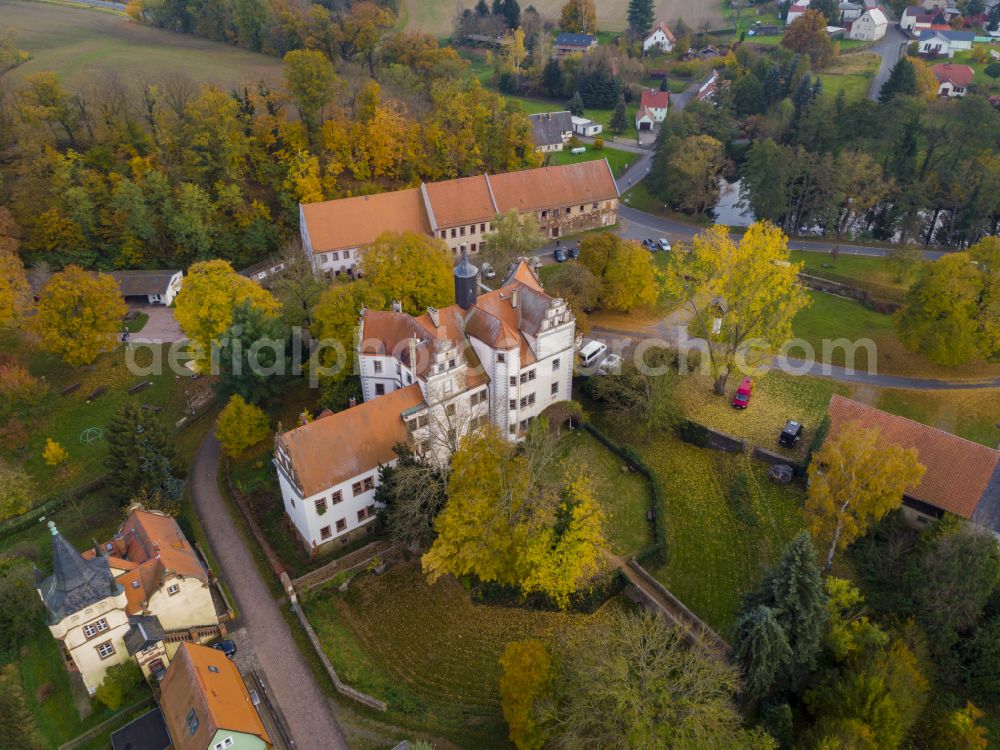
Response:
123,312,149,334
1,0,284,91
544,144,637,177
875,388,1000,448
302,562,606,747
951,48,1000,94
790,249,917,303
507,94,640,140
815,71,871,101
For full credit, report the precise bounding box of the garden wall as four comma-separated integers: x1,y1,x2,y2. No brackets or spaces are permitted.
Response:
798,272,901,313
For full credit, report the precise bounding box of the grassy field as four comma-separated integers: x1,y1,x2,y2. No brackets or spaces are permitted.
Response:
815,52,880,102
951,48,1000,94
544,144,637,177
1,0,284,91
507,94,641,140
790,249,917,303
873,388,1000,448
303,562,607,747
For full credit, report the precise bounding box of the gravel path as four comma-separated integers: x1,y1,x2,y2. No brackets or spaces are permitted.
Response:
189,435,349,750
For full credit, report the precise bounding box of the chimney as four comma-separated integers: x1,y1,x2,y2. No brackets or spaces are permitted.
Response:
408,337,418,374
391,300,402,313
348,396,357,408
511,288,519,309
427,307,440,328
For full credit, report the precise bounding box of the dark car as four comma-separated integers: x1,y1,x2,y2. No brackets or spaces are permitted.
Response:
779,420,804,448
212,640,237,659
554,247,567,262
568,243,580,259
642,238,658,252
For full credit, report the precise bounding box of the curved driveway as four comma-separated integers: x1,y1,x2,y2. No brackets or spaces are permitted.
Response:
190,435,349,750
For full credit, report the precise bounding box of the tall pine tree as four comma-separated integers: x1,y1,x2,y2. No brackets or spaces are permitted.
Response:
733,605,793,704
542,57,564,97
215,299,290,405
105,404,182,504
879,57,917,104
568,90,585,116
609,94,628,134
627,0,654,37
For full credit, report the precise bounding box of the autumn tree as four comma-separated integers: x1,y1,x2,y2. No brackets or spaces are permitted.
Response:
911,58,941,103
806,422,925,571
173,259,280,367
480,209,546,275
662,134,725,215
0,461,33,521
559,0,596,32
542,262,601,330
338,1,396,76
105,404,182,504
782,10,833,66
42,438,68,466
499,640,552,750
311,280,385,385
360,232,454,315
284,49,339,139
0,249,31,325
585,346,679,439
375,443,448,551
506,27,527,75
216,394,271,458
579,234,658,312
543,611,775,748
33,266,127,366
666,222,808,394
423,424,606,607
271,241,326,327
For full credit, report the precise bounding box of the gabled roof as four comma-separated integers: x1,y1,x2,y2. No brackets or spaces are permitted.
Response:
640,89,669,109
529,111,573,148
111,708,172,750
488,160,619,214
110,270,181,297
423,175,496,229
645,22,676,42
827,395,1000,523
863,7,888,24
38,524,122,623
277,383,426,496
555,32,597,46
932,62,975,86
160,642,270,750
919,28,976,40
123,615,166,656
301,188,431,254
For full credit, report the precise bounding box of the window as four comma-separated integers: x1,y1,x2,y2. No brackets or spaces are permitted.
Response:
510,376,516,387
96,641,116,660
375,383,385,396
520,370,535,383
552,358,560,371
471,243,477,253
448,358,455,369
446,403,456,416
510,399,516,410
450,228,457,238
497,353,505,363
470,224,477,234
185,708,199,736
336,518,347,532
344,250,351,258
519,393,536,408
592,202,599,209
331,251,339,261
580,205,585,212
315,498,327,515
83,623,97,638
480,223,486,232
321,525,332,540
364,476,375,491
471,390,486,406
440,230,447,239
460,226,466,236
167,584,180,596
367,504,376,517
358,507,369,522
352,481,362,496
541,210,548,218
444,380,453,393
528,369,536,381
373,360,382,374
417,415,429,429
551,382,559,396
208,665,220,674
509,424,517,435
331,490,342,505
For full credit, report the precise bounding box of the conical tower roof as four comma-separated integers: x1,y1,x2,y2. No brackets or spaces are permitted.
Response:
38,522,121,623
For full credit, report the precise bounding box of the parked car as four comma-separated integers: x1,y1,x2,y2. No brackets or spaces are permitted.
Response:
579,340,608,369
779,420,804,447
212,640,237,659
481,261,496,279
657,238,672,251
568,243,580,259
642,238,659,252
554,247,567,262
731,377,753,409
597,353,623,375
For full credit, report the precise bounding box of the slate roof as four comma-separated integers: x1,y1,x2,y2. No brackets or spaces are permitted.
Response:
528,111,573,148
555,32,597,47
124,615,167,656
827,395,1000,525
38,523,122,624
111,708,172,750
919,28,976,40
110,270,180,297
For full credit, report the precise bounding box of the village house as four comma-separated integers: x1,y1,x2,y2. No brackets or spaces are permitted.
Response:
554,32,598,57
839,1,864,22
786,0,812,25
36,508,223,694
273,258,576,551
827,396,1000,534
918,28,975,56
528,111,574,152
932,62,974,95
111,270,183,306
901,5,951,34
638,89,669,125
848,6,889,39
642,22,676,53
300,160,619,273
571,116,603,136
160,642,272,750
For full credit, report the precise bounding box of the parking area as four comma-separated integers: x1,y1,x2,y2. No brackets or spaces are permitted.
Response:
129,304,185,343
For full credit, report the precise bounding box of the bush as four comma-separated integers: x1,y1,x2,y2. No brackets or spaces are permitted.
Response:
216,395,271,458
678,420,711,448
593,137,604,149
94,660,143,710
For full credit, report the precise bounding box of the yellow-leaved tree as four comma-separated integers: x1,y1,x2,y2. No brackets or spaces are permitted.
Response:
806,421,925,571
359,231,454,315
422,424,606,606
499,640,553,750
33,265,127,366
173,260,280,368
0,249,31,325
579,234,658,313
215,395,271,458
665,221,809,395
310,280,385,383
42,438,68,466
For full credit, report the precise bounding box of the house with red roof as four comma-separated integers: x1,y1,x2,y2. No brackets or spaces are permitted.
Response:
642,22,676,53
932,62,974,96
635,89,668,131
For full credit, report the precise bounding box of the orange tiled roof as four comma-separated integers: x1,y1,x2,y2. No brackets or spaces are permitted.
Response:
488,160,619,214
640,89,669,109
423,175,497,229
160,642,270,750
278,384,426,497
827,395,1000,520
301,188,432,254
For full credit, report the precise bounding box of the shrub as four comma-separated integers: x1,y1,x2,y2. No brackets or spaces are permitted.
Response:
678,420,711,448
216,395,271,458
94,660,143,710
593,137,604,149
42,437,68,466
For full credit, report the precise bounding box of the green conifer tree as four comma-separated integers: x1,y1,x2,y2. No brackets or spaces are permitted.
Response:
733,605,793,703
609,94,628,134
105,404,182,504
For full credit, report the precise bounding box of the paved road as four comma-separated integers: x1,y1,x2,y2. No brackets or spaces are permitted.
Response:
190,436,349,750
867,24,910,101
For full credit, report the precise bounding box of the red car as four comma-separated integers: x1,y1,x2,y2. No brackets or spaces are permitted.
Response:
731,377,752,409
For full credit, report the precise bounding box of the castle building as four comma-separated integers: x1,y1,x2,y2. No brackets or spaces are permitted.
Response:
273,257,576,552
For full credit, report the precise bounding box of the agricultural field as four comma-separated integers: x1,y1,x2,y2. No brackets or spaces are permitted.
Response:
1,0,284,91
404,0,725,37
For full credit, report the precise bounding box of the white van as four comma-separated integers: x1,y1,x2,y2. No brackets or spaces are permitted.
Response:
579,340,608,369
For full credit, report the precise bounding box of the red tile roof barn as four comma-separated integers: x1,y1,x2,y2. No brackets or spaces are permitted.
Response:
826,395,1000,521
301,188,432,254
